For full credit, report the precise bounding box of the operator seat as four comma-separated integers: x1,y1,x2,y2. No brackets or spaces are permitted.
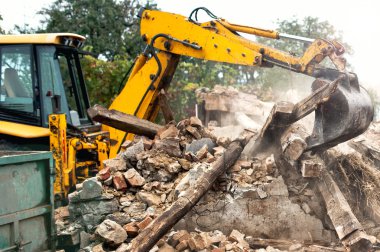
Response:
3,68,30,97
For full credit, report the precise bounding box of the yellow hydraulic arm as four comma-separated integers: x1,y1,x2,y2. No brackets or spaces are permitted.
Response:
105,7,370,156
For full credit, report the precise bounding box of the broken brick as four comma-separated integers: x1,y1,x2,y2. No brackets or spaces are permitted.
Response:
159,125,179,139
196,144,209,160
230,162,242,173
206,153,216,163
158,243,176,252
136,216,153,230
213,146,225,156
113,172,128,191
178,158,191,170
123,222,139,237
170,230,190,245
153,138,182,157
97,167,110,181
239,160,252,169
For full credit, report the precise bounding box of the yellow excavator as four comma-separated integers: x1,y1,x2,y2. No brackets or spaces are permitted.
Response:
0,8,373,201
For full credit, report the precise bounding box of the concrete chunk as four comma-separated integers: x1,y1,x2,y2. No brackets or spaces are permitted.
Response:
95,219,128,246
79,177,102,200
137,191,161,206
124,168,145,187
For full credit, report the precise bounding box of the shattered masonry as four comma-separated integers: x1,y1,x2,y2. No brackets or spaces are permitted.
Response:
56,86,380,252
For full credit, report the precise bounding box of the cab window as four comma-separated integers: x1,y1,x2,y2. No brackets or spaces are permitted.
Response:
0,45,39,124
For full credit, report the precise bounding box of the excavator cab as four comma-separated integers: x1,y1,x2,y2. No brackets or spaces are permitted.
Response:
0,34,109,200
0,34,91,134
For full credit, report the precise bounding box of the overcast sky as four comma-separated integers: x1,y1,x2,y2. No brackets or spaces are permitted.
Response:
1,0,379,90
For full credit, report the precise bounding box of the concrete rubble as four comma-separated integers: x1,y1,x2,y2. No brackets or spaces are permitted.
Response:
56,87,380,252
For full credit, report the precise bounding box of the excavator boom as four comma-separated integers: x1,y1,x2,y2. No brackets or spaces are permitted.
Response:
107,8,373,153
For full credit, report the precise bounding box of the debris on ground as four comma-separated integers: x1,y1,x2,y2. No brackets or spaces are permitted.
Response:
56,87,380,252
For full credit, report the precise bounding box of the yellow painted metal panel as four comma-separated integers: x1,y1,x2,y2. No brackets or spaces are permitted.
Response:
0,121,50,138
0,33,85,47
49,114,67,199
140,10,262,66
105,52,175,158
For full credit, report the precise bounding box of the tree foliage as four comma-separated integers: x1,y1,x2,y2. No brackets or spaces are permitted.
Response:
80,55,133,107
168,61,240,120
38,0,155,60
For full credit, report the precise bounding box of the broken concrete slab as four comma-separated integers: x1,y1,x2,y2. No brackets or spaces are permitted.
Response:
176,176,333,242
124,168,145,187
79,177,103,200
95,219,128,246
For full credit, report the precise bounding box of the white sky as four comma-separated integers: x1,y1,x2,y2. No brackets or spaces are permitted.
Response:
1,0,379,89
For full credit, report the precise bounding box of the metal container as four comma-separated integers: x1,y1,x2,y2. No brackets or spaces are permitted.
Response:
0,151,55,252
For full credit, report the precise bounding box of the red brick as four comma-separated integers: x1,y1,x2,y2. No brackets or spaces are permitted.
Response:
123,222,139,237
97,167,110,181
113,172,127,191
168,230,190,247
136,216,153,230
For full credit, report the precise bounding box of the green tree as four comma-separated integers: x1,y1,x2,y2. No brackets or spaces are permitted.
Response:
80,55,133,107
37,0,155,60
168,60,240,120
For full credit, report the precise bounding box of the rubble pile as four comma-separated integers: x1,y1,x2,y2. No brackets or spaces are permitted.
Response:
56,117,264,251
56,87,380,251
196,85,273,128
326,122,380,231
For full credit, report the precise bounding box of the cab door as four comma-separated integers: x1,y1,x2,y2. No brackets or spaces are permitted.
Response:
36,45,91,128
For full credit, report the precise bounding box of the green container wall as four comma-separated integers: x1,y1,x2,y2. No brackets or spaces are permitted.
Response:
0,151,55,252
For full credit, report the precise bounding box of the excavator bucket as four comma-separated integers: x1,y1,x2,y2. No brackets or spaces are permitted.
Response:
306,71,374,151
